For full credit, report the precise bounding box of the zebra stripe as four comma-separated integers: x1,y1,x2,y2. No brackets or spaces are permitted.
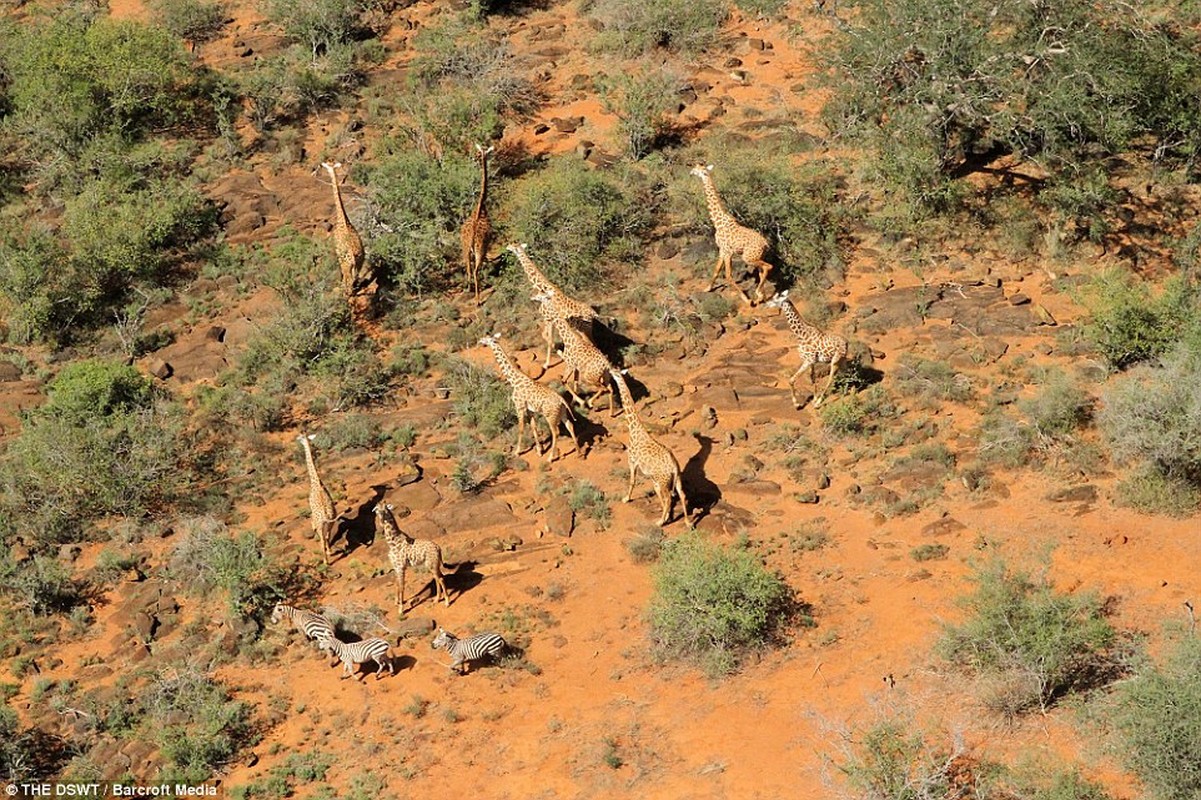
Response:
431,628,507,674
271,604,334,649
319,635,394,681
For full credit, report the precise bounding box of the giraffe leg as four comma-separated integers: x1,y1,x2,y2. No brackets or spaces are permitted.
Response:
473,249,483,306
624,460,638,503
788,359,813,409
396,565,407,615
543,322,557,369
750,258,773,305
514,403,527,455
433,566,450,606
706,252,726,292
816,356,844,406
561,411,581,457
675,473,695,529
545,414,559,462
730,254,752,305
655,480,671,526
319,521,333,564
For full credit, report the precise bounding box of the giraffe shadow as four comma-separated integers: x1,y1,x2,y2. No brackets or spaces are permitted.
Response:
566,412,612,457
442,561,484,604
682,434,722,523
591,322,638,369
333,485,388,559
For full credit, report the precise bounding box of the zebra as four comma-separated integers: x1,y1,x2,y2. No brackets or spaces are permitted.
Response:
270,603,334,650
431,628,507,675
318,634,395,681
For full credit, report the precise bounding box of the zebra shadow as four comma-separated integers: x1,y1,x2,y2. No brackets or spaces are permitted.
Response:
682,434,721,525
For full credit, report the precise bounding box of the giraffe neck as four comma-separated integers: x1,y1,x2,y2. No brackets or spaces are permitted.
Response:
780,298,819,339
699,174,736,228
378,510,412,549
328,170,351,233
300,439,323,490
613,373,649,443
471,151,489,221
516,249,553,293
484,340,524,387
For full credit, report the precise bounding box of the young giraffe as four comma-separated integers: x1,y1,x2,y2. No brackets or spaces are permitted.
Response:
534,292,621,417
297,433,337,565
459,144,495,306
690,163,774,306
372,503,450,615
320,162,372,299
766,290,849,408
507,242,599,367
479,333,580,462
610,370,694,528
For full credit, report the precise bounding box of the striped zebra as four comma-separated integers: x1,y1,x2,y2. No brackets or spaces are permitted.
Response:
318,635,395,681
270,604,334,650
431,628,507,675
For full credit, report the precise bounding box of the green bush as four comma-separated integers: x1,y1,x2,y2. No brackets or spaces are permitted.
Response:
265,0,364,58
978,376,1091,467
648,532,794,675
410,13,537,112
671,141,846,286
1083,271,1198,370
0,177,214,343
1110,636,1201,800
937,559,1115,713
837,717,960,800
149,0,227,43
169,518,297,622
240,42,379,132
820,385,893,436
589,0,729,55
597,69,679,159
230,233,388,421
1100,344,1201,512
360,146,477,295
504,158,655,293
823,0,1201,217
0,15,215,163
444,358,515,439
894,355,973,404
0,361,187,546
146,669,255,784
1,556,86,616
43,361,155,422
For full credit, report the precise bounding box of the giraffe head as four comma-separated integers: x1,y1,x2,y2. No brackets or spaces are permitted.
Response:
478,332,501,347
765,290,790,310
320,161,342,176
297,433,317,444
475,143,495,157
531,290,551,305
505,242,528,256
689,163,715,180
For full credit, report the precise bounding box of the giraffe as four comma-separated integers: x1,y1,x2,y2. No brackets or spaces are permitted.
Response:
765,290,849,408
610,370,694,528
507,242,599,367
690,163,774,306
320,162,373,300
459,144,495,306
297,433,337,565
372,503,450,614
479,333,580,462
533,291,621,417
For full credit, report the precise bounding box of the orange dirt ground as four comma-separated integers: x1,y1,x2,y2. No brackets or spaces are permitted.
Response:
7,1,1198,799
